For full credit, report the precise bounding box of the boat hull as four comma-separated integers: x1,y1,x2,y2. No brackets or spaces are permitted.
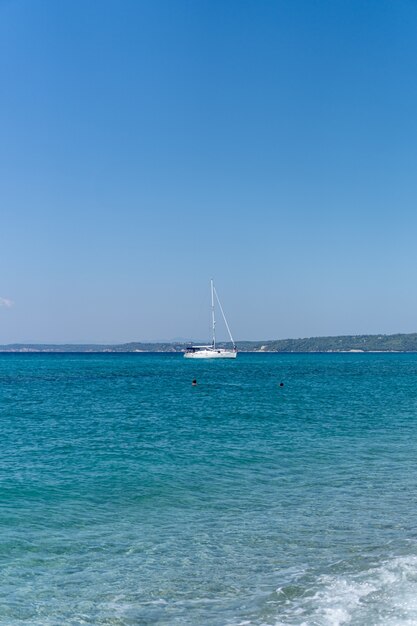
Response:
184,349,237,359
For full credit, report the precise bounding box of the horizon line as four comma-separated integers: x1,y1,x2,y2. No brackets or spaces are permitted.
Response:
1,331,417,346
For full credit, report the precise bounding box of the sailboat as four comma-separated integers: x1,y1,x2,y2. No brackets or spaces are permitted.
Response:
184,280,237,359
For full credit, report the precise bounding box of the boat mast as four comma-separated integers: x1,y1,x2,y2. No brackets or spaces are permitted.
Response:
213,285,236,350
211,279,216,349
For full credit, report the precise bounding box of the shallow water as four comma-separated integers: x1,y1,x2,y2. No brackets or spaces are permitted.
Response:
1,352,417,625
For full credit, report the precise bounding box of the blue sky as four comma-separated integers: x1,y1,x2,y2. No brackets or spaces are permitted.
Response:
2,0,417,343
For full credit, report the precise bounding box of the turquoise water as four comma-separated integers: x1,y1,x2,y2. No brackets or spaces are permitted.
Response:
2,353,417,625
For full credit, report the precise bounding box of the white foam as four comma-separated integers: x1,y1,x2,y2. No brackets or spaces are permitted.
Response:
274,554,417,625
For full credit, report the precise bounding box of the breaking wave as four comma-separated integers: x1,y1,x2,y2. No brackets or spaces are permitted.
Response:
273,554,417,626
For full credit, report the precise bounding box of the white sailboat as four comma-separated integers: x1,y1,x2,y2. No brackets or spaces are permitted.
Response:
184,280,237,359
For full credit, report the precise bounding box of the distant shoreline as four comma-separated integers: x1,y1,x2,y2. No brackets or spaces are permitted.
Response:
2,333,417,353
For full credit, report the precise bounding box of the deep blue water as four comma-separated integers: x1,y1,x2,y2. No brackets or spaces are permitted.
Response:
2,352,417,625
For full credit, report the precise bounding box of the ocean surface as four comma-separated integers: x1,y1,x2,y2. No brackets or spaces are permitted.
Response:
2,353,417,625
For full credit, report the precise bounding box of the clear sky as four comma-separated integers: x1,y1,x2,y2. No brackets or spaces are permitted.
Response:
2,0,417,343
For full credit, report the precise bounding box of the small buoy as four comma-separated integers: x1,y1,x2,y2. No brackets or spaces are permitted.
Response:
192,379,197,386
279,382,284,387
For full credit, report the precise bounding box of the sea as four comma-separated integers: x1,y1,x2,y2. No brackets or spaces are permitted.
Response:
2,352,417,626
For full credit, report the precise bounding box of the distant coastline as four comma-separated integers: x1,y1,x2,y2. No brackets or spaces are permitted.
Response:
2,333,417,353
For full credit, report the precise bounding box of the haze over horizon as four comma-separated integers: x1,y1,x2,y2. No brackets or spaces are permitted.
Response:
2,0,417,344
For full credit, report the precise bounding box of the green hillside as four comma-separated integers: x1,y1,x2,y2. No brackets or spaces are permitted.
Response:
2,333,417,352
